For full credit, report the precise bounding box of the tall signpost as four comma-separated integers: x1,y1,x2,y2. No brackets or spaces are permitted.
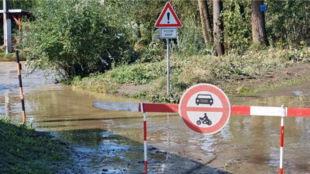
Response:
154,2,183,94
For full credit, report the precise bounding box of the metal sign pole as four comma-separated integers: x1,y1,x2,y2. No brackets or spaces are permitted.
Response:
167,38,170,94
3,0,8,54
3,0,12,54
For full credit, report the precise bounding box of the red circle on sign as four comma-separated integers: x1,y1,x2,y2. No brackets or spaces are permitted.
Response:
179,84,231,135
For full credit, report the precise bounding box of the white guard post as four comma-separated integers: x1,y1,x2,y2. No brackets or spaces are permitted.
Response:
140,102,148,174
279,105,286,174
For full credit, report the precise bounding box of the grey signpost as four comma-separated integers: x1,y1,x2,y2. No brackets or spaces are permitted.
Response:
166,38,170,94
154,2,183,94
159,28,177,94
3,0,12,54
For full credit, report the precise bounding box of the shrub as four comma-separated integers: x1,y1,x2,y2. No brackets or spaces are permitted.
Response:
21,0,130,79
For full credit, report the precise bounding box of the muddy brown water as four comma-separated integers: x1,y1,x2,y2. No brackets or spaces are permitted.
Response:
1,62,310,174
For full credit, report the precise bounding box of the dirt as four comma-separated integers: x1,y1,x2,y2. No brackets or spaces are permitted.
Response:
226,62,310,95
118,83,152,96
117,62,310,97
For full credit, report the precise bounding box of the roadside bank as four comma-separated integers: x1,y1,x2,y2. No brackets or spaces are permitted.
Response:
0,118,84,174
72,48,310,102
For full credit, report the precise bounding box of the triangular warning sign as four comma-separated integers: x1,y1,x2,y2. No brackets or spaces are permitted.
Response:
154,2,183,28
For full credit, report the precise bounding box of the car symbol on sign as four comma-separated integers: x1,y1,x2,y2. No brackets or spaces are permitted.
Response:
195,94,213,106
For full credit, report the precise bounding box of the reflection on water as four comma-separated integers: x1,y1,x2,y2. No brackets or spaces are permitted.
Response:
1,85,310,173
50,130,144,173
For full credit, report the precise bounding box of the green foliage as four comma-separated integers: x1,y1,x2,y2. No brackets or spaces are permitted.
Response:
139,42,165,63
150,90,182,104
21,0,130,79
131,90,148,98
6,0,310,63
266,1,310,48
177,18,210,56
114,0,166,44
0,0,35,9
223,0,252,53
109,62,167,85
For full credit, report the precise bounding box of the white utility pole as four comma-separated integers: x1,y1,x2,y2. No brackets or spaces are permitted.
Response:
3,0,12,54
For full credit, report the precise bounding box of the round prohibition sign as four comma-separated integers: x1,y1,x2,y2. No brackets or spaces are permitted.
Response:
179,83,231,135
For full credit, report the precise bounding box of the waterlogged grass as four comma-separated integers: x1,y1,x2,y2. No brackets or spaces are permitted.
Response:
0,118,73,174
0,50,26,62
72,62,176,94
109,63,167,85
73,48,310,103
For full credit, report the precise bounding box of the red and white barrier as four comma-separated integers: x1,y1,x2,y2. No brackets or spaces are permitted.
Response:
92,101,310,174
93,102,310,117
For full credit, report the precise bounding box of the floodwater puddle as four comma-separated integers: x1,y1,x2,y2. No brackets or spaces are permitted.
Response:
1,62,310,173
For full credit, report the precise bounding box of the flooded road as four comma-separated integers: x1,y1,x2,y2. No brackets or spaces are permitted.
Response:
1,62,310,174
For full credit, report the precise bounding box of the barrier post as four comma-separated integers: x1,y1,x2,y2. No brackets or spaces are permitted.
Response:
16,50,26,124
5,91,10,117
279,105,286,174
140,102,147,174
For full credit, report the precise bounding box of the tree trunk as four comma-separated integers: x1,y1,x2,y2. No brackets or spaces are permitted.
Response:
198,0,213,46
136,22,142,39
251,0,268,46
213,0,225,56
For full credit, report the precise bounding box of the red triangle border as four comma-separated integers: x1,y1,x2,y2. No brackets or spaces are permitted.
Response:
154,2,183,28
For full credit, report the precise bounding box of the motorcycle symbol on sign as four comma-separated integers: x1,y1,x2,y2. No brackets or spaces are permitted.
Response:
196,113,212,126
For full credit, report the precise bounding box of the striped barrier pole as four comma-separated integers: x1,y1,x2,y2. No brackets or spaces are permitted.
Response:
16,51,26,124
279,105,286,174
140,102,148,174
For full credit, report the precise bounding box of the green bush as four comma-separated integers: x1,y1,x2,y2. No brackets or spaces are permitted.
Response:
21,0,130,79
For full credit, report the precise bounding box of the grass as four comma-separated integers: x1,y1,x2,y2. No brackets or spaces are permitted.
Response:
0,118,75,174
0,52,26,62
0,45,26,62
72,48,310,103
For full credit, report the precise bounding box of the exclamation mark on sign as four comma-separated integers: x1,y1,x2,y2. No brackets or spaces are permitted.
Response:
167,12,170,24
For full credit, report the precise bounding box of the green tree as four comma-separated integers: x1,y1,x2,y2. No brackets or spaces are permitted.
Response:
115,0,166,44
266,0,310,48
